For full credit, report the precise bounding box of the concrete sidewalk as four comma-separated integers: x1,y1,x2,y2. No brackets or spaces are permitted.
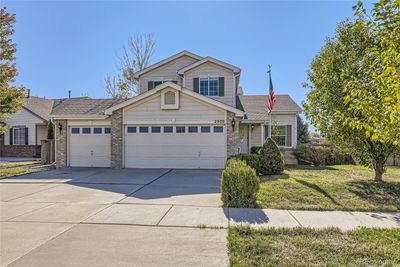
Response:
228,208,400,230
7,202,398,231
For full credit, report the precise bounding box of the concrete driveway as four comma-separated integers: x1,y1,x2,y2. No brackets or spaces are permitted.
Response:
0,168,228,267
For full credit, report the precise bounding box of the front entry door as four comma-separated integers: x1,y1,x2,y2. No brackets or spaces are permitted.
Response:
239,125,249,154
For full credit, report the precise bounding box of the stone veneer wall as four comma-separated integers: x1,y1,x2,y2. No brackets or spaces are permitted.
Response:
55,120,67,168
111,109,123,169
0,145,41,157
227,111,241,157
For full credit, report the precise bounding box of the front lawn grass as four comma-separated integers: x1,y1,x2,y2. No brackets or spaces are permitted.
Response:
0,161,40,179
228,226,400,267
257,165,400,211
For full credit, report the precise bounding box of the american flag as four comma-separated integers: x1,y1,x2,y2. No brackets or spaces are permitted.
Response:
267,68,276,114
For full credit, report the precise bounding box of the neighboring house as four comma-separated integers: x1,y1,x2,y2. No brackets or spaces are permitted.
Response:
1,96,54,157
51,51,301,169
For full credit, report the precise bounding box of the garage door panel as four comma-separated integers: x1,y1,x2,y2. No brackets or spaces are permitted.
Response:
125,158,225,169
125,125,226,169
69,127,111,167
125,145,225,157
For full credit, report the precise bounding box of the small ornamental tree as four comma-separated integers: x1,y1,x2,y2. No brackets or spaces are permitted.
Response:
47,121,54,139
258,137,284,175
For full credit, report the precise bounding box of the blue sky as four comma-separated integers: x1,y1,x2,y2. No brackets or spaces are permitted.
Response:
3,0,365,129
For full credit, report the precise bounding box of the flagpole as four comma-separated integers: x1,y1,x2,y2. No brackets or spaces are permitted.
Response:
268,65,272,138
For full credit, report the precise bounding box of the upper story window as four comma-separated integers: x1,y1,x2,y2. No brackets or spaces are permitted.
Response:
148,80,177,90
199,78,219,96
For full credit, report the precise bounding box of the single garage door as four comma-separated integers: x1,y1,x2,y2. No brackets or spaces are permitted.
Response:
125,125,226,169
69,127,111,167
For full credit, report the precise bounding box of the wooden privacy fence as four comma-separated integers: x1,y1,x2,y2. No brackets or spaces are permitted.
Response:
41,139,55,164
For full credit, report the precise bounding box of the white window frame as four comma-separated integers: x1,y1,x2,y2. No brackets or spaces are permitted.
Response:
199,76,219,96
12,127,26,145
271,125,287,147
161,89,179,109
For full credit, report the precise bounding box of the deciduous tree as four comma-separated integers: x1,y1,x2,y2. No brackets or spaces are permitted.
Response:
0,8,25,135
104,34,155,98
341,0,400,145
303,18,397,181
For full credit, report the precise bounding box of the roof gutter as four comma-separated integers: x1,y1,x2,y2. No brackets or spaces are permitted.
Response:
49,115,109,120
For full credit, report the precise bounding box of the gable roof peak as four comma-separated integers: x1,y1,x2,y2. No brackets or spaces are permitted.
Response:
177,56,241,74
133,50,203,78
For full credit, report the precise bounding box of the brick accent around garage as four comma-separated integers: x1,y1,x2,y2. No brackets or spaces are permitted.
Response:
55,120,67,168
227,111,241,157
111,109,123,169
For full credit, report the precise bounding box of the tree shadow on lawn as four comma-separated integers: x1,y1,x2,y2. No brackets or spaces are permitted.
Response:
294,179,341,206
286,164,338,171
346,180,400,209
261,173,290,182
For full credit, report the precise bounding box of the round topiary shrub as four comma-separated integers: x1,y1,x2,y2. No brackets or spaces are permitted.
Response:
258,137,284,175
221,159,259,208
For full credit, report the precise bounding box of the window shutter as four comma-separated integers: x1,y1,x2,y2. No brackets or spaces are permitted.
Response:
25,128,29,145
193,78,199,93
148,81,154,90
218,77,225,96
9,128,13,145
286,125,292,147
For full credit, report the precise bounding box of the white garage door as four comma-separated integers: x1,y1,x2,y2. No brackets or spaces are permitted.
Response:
69,127,111,167
125,125,226,169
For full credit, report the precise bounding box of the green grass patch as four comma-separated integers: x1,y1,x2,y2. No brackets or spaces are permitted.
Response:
0,161,39,169
0,168,30,178
228,226,400,267
0,161,40,179
257,165,400,211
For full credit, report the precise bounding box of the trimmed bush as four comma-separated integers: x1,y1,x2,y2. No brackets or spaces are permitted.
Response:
293,144,354,166
221,159,259,208
258,137,284,175
228,154,259,172
47,121,54,139
251,146,262,154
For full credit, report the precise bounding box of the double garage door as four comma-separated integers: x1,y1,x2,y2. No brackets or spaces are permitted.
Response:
69,125,226,169
125,125,226,169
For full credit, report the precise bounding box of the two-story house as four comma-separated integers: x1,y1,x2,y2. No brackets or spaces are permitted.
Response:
51,51,301,169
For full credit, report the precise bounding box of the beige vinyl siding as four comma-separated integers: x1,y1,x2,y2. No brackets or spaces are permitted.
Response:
3,108,45,145
250,125,262,147
184,62,235,107
124,91,226,123
67,120,111,126
139,55,199,93
36,125,48,144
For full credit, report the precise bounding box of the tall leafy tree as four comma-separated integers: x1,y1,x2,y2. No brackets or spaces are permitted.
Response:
341,0,400,145
104,33,155,98
0,8,25,135
297,115,310,144
303,18,397,181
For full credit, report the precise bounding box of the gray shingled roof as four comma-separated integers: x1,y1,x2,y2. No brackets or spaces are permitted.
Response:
24,96,54,122
51,98,125,116
237,95,301,121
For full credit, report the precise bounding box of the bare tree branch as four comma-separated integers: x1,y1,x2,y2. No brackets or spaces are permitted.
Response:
104,33,155,99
